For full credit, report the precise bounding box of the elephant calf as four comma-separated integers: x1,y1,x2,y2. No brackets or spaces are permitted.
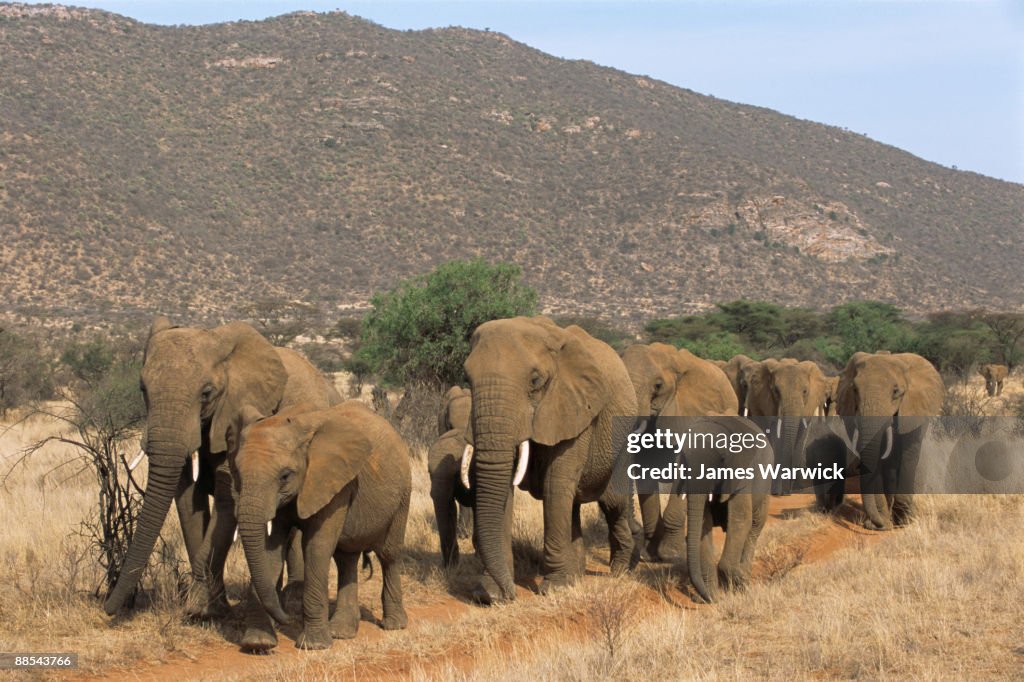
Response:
429,387,475,567
233,401,412,650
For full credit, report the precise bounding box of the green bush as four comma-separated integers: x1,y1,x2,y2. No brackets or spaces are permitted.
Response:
354,259,538,387
0,327,54,415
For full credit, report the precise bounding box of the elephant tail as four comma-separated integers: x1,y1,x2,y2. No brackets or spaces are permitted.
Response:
362,551,374,579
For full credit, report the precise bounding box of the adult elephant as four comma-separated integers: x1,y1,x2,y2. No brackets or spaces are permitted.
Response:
234,402,410,650
462,316,637,602
429,386,474,567
979,363,1009,397
744,359,834,495
103,317,341,648
836,352,944,530
722,354,757,412
620,343,738,561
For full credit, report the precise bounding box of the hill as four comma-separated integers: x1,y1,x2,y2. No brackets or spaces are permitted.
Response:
1,3,1022,326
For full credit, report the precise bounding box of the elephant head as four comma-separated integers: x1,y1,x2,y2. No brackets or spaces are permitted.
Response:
621,343,738,420
103,316,288,615
722,354,756,413
741,359,781,418
836,352,944,526
761,360,831,474
462,316,609,600
233,403,374,625
439,386,472,436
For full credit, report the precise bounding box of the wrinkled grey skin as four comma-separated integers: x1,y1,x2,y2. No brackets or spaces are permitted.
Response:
234,401,411,650
103,316,339,652
673,416,772,604
429,386,474,567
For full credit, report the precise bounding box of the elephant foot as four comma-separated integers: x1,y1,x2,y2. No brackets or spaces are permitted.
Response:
185,582,229,620
281,581,305,615
471,576,513,605
863,518,894,531
240,625,278,652
381,607,408,631
329,611,359,640
653,533,685,563
537,573,573,596
296,626,333,651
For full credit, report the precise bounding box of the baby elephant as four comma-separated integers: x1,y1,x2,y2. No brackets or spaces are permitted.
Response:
233,401,411,650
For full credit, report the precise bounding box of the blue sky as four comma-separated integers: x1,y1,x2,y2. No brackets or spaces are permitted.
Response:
23,1,1024,183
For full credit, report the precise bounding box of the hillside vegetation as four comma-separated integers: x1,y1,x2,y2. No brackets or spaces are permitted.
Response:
1,3,1022,326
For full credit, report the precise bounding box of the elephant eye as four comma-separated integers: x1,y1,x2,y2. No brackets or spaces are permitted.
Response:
201,385,214,402
529,371,545,391
280,469,295,485
653,379,664,392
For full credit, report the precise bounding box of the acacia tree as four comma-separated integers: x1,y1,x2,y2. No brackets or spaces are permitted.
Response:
355,259,538,388
981,312,1024,370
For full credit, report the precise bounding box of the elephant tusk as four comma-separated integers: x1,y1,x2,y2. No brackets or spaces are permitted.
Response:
513,440,530,487
814,405,822,418
852,428,859,451
802,418,808,430
775,419,782,439
191,451,199,482
127,448,145,471
267,520,272,537
742,406,749,417
632,419,648,436
460,443,473,490
881,425,894,460
233,527,239,543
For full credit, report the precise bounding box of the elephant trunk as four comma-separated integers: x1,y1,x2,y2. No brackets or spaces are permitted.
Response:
469,378,528,601
103,425,190,615
686,492,713,603
856,416,892,529
238,500,290,625
777,398,803,494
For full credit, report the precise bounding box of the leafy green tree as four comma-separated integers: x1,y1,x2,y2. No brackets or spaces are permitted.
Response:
355,259,538,387
715,300,786,351
827,301,914,364
981,312,1024,370
61,339,115,385
676,331,749,361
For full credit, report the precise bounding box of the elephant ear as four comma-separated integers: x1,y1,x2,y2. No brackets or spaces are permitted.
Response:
836,352,871,417
143,316,175,362
533,326,608,446
895,354,944,432
225,404,267,456
208,322,288,455
296,410,375,519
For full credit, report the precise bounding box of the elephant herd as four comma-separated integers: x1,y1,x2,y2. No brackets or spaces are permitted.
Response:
103,315,950,651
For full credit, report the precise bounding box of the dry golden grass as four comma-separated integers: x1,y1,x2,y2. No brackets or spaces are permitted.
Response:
1,406,1022,680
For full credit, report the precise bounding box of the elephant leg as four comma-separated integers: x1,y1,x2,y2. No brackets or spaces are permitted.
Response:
699,507,717,601
739,494,768,580
178,465,214,617
285,528,305,586
189,461,235,618
240,526,287,651
656,493,687,562
637,491,664,560
718,495,752,590
538,475,577,594
598,487,636,575
329,551,360,640
296,515,343,650
457,503,473,540
570,501,585,578
862,493,893,530
431,474,459,568
378,498,409,631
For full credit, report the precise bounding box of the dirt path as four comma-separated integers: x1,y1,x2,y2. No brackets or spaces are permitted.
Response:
70,495,885,682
